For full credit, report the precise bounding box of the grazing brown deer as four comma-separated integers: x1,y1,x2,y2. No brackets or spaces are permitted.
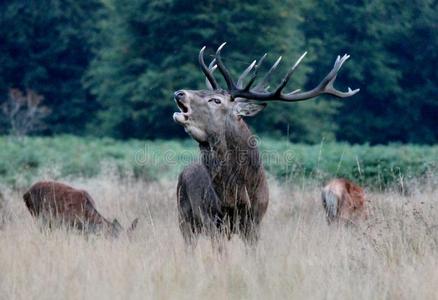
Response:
173,43,359,244
23,181,138,237
321,178,368,224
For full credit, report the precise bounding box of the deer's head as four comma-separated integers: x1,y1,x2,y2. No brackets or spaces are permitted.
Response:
173,43,359,144
108,218,138,238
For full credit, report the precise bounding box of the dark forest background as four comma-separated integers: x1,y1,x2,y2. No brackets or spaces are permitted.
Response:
0,0,436,144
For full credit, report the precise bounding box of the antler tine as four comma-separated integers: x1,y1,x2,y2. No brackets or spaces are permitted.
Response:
242,53,267,91
199,46,219,90
254,56,282,92
237,60,257,89
244,53,268,91
208,58,217,70
215,43,237,90
205,58,218,90
273,52,307,95
236,52,268,89
256,53,268,69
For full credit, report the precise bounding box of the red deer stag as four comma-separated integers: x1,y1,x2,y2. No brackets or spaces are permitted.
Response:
173,43,359,244
23,181,138,237
321,178,368,224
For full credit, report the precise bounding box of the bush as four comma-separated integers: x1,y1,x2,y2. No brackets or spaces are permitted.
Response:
259,141,437,189
0,135,436,190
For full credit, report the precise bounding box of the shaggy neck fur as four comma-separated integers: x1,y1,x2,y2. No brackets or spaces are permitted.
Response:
199,115,264,206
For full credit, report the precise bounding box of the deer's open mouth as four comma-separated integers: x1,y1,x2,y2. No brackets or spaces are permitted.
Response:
176,98,189,113
173,98,191,124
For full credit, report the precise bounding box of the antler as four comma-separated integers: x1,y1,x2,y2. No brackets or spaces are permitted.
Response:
199,46,218,90
199,43,359,102
204,58,217,90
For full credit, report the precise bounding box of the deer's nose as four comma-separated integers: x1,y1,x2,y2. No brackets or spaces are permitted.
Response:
174,91,186,101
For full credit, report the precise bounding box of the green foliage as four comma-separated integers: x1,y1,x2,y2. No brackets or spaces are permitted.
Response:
85,0,338,142
300,0,438,144
0,0,436,143
261,140,437,189
0,0,102,134
1,136,436,190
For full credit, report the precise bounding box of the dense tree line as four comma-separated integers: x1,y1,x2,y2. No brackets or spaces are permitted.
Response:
301,0,438,144
0,0,102,134
0,0,436,143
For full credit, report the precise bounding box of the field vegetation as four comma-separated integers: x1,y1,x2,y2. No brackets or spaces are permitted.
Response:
0,137,437,299
1,0,436,298
1,136,437,190
0,169,437,299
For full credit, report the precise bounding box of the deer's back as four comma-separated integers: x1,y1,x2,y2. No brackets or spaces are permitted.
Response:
23,181,103,226
323,179,367,221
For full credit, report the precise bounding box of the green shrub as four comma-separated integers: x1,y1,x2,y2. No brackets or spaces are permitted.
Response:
0,135,436,190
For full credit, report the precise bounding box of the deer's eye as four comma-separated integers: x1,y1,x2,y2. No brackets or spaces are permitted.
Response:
209,98,221,104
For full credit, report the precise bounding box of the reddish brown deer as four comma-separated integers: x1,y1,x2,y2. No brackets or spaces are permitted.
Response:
23,181,138,237
173,43,359,244
321,178,368,224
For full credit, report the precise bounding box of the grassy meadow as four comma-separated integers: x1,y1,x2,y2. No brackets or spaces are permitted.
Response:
0,136,437,299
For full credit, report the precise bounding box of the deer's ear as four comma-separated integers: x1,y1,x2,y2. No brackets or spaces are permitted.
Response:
233,102,267,117
130,218,139,231
112,218,122,231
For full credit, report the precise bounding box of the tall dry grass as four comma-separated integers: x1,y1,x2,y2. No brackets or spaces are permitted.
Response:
0,171,437,300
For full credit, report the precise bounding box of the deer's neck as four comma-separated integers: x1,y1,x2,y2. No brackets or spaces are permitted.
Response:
199,117,264,203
